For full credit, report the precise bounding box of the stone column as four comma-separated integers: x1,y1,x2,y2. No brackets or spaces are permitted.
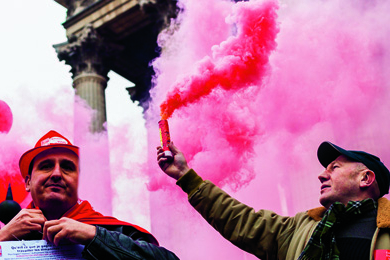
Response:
54,24,113,133
73,73,107,132
54,24,117,216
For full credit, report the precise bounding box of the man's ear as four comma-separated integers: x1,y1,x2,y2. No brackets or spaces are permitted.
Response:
25,174,31,192
360,170,376,188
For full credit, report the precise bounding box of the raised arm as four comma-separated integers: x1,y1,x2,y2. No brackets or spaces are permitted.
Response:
156,143,298,259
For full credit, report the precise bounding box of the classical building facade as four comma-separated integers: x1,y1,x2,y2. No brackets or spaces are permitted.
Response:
53,0,178,132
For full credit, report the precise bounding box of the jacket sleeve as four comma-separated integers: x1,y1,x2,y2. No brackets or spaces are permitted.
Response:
177,169,297,259
82,225,180,260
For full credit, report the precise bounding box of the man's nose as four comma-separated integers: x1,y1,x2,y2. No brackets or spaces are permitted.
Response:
318,170,329,183
50,163,62,179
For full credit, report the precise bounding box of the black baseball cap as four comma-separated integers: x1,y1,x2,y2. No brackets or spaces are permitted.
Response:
317,141,390,197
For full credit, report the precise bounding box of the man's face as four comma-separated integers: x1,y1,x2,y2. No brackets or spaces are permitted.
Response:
318,155,363,208
25,148,79,212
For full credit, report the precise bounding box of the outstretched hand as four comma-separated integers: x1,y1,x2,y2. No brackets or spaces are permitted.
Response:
43,217,96,246
157,143,190,180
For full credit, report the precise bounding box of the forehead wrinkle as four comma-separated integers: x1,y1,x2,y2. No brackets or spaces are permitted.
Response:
334,155,353,164
327,156,349,170
326,161,335,170
61,158,75,164
37,158,54,165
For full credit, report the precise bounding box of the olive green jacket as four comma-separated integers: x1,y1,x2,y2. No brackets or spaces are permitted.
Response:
177,169,390,260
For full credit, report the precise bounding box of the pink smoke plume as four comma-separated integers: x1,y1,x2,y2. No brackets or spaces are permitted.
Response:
0,100,13,134
159,0,279,119
0,89,75,208
148,0,280,192
0,0,146,229
0,100,26,204
3,0,390,259
147,0,390,259
0,88,114,216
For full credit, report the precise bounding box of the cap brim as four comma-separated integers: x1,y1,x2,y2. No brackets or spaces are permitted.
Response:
317,141,366,168
19,145,79,179
318,142,345,168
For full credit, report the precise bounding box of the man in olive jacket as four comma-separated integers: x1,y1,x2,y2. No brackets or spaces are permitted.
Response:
157,141,390,259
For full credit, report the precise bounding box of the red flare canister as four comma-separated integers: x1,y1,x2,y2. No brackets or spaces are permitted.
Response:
159,119,173,160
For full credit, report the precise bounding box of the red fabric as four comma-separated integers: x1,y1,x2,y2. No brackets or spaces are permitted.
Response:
27,199,154,239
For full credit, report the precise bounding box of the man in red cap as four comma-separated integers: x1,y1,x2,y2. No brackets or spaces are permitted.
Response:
158,142,390,260
0,130,179,259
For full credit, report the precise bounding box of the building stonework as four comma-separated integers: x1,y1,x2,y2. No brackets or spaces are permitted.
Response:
54,0,178,132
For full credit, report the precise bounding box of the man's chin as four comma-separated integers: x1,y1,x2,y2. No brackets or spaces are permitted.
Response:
42,193,68,204
319,195,333,209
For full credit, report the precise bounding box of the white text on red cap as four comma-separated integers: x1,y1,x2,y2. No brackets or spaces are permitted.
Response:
41,137,69,146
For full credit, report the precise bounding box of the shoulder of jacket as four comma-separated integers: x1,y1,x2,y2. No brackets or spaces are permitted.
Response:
377,197,390,228
306,206,327,221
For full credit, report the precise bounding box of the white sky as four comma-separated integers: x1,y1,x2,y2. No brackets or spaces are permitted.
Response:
0,1,144,127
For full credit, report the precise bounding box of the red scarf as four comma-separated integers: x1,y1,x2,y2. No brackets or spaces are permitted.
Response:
27,199,158,244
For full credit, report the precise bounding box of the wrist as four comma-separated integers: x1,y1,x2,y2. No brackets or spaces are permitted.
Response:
0,227,12,241
176,169,204,197
177,167,190,180
84,225,97,245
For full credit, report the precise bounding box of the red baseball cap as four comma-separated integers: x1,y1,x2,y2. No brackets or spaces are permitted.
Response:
19,130,79,179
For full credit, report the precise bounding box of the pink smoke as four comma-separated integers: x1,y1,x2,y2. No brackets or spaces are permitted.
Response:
0,0,149,233
0,88,76,209
0,100,24,202
0,100,26,204
0,88,113,216
0,100,13,134
3,0,390,259
147,0,390,259
149,0,279,191
160,0,279,119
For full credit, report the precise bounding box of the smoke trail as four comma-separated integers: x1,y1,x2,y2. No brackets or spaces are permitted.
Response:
159,0,279,119
148,0,278,191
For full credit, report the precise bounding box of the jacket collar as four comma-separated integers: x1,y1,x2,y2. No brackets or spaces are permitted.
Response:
307,197,390,228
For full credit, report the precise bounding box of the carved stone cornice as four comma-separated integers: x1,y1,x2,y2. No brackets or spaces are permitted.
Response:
53,0,179,108
138,0,179,25
59,0,102,18
54,24,121,81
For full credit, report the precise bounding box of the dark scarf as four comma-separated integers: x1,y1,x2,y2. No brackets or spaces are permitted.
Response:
298,199,377,260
